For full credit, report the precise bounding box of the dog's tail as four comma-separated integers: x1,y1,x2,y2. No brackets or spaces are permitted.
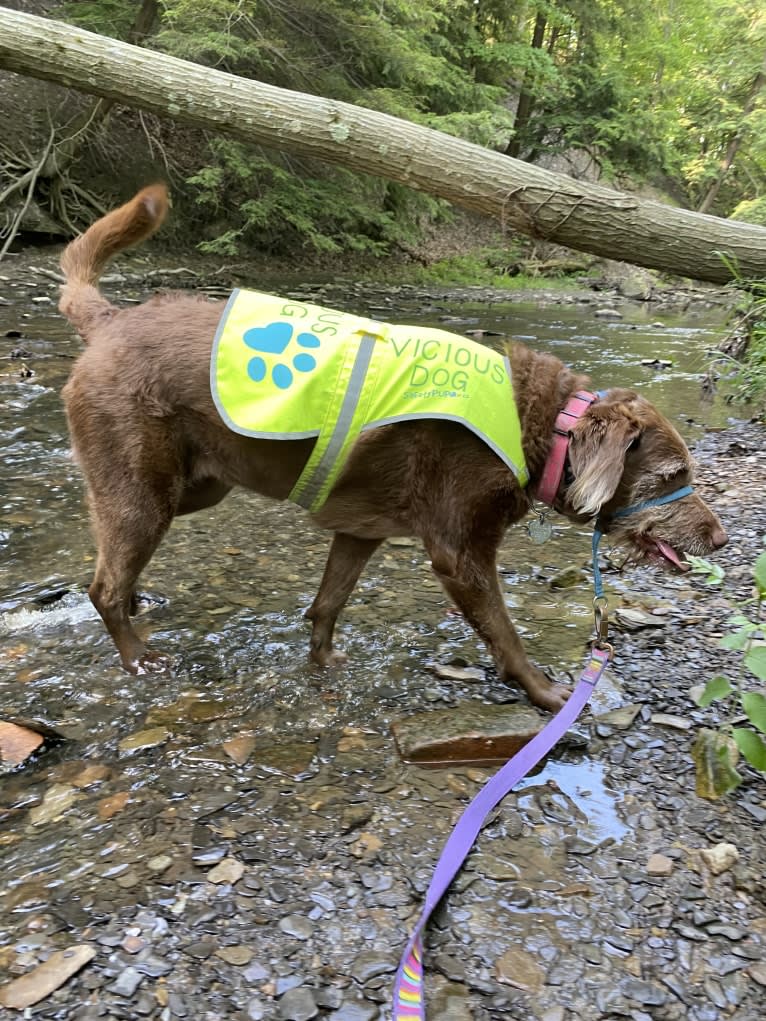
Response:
59,184,170,340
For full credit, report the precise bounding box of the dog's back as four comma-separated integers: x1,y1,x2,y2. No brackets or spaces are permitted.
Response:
59,184,169,340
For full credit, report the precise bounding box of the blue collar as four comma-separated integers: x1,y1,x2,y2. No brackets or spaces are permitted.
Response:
592,484,694,597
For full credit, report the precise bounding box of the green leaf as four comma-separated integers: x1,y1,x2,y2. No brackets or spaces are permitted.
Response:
685,555,725,585
732,728,766,771
692,728,742,799
745,646,766,682
727,614,756,628
695,675,733,706
718,629,754,651
754,551,766,594
741,691,766,734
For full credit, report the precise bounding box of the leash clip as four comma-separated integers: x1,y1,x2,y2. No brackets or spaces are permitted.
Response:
592,595,613,656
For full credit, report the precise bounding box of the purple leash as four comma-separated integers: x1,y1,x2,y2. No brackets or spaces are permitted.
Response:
391,645,611,1019
392,483,695,1018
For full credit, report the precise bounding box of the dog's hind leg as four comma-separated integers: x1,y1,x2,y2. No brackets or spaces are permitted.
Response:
305,533,383,666
85,472,180,674
427,540,571,712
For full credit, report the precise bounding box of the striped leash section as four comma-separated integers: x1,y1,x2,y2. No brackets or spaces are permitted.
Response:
392,645,611,1020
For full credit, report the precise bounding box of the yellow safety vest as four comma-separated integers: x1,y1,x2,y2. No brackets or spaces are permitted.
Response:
211,289,528,512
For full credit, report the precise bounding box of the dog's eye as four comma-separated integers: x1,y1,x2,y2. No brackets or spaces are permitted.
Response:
628,435,642,451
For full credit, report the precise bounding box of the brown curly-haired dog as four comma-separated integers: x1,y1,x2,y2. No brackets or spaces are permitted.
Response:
59,186,727,710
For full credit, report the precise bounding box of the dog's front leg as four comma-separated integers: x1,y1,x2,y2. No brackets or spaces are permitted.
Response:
427,542,570,712
305,533,383,666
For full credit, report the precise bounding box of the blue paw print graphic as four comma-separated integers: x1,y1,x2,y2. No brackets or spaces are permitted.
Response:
244,321,320,389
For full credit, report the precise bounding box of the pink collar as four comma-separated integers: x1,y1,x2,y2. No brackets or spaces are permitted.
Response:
535,390,599,506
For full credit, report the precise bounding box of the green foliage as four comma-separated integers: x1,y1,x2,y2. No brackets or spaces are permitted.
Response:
731,196,766,228
61,0,766,259
719,279,766,416
688,549,766,797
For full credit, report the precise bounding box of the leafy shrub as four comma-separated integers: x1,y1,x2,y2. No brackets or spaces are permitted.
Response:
688,550,766,798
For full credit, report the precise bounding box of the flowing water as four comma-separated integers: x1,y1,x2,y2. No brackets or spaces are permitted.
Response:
0,278,739,1015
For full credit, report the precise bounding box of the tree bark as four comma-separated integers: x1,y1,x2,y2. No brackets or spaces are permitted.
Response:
505,12,547,159
0,7,765,283
697,54,766,216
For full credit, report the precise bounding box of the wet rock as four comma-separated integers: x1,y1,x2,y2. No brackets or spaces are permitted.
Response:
392,702,544,765
29,783,78,825
117,727,170,754
253,738,317,776
277,986,318,1020
147,692,238,726
594,307,623,318
97,790,131,820
0,944,97,1008
222,733,257,765
701,842,739,875
0,720,44,766
430,662,485,682
548,565,587,589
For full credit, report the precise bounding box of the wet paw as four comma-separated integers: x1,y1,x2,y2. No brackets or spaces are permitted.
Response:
311,647,348,668
129,650,173,675
244,322,320,390
531,682,571,712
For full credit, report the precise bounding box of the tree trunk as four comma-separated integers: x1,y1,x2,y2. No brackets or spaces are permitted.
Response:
697,54,766,216
505,13,547,159
1,8,765,284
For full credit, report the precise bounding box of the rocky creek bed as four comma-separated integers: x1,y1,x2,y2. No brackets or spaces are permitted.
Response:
0,260,765,1020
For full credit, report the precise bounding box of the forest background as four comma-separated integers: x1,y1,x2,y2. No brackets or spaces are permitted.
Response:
1,0,765,272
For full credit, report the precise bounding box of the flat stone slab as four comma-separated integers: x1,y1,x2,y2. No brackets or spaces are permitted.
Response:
391,703,544,766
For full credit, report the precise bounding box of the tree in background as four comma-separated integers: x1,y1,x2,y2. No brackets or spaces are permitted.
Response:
5,0,765,255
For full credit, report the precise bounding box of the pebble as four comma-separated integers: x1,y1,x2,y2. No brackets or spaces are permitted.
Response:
278,915,315,940
646,853,674,877
277,986,318,1020
107,966,143,997
701,842,739,875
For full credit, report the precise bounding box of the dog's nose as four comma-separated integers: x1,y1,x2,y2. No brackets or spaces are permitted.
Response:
711,525,728,549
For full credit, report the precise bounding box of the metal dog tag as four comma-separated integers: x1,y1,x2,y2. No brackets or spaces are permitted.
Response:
527,513,553,545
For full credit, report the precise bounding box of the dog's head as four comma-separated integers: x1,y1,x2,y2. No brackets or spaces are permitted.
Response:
556,389,727,567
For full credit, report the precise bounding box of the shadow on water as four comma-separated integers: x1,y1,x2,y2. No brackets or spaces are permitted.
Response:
0,281,732,997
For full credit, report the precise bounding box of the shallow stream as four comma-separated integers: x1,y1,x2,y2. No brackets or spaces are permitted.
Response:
1,275,750,1019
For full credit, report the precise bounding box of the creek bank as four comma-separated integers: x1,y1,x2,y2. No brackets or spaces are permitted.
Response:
0,238,739,319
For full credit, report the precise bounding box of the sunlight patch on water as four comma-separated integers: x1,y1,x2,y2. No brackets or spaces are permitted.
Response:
516,759,628,844
0,591,97,634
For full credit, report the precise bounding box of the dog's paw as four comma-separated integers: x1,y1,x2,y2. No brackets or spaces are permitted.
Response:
533,682,571,712
517,670,571,712
244,322,320,390
310,647,348,669
131,650,173,675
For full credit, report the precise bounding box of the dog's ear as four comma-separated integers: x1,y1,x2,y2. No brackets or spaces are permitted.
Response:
566,407,640,515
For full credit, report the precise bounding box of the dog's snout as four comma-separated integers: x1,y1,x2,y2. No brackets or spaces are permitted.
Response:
711,524,728,550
